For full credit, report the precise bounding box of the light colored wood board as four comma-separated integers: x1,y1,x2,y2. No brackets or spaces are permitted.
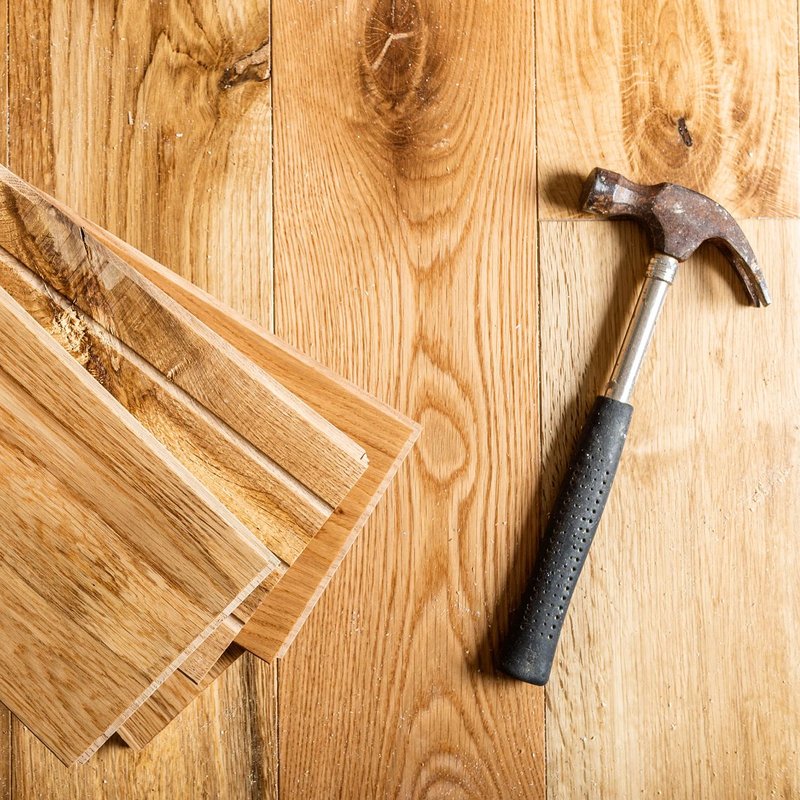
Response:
0,707,8,800
0,284,277,765
540,219,800,798
8,0,273,324
0,1,8,790
536,0,800,219
0,246,324,567
118,648,245,750
6,0,281,786
11,652,277,800
0,0,6,167
271,0,543,796
0,165,368,510
49,214,421,663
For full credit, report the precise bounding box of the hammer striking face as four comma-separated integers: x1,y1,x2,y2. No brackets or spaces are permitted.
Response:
500,167,770,686
580,167,771,307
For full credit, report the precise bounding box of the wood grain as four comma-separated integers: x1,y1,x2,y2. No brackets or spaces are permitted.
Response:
539,219,800,798
0,283,277,765
7,0,281,793
11,652,277,800
114,249,418,745
118,648,246,751
271,0,543,797
0,2,8,794
0,165,367,510
536,0,800,219
0,246,323,567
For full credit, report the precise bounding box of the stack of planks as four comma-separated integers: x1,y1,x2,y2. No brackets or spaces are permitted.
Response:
0,164,419,766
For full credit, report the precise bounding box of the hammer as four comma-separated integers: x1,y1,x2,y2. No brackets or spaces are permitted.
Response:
501,168,771,685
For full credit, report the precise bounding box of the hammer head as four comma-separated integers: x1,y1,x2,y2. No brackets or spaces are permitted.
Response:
580,168,771,307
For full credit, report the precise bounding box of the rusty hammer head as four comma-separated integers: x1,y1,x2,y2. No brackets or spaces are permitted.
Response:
580,168,771,307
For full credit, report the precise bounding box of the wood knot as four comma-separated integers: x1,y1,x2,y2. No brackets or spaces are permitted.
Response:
359,0,438,161
219,40,271,90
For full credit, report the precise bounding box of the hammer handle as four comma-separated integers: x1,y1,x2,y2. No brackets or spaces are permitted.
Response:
500,396,632,685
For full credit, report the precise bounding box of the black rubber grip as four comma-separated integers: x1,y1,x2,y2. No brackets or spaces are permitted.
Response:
500,396,633,685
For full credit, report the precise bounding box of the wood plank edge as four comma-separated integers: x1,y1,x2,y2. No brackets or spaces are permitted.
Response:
117,647,246,750
238,421,420,661
74,564,276,765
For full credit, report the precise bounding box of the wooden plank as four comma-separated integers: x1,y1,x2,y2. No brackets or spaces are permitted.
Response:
7,0,282,790
8,0,273,324
0,246,324,567
180,580,272,686
12,652,277,800
270,0,543,797
0,165,368,509
536,0,800,220
0,282,277,765
540,219,800,797
46,216,421,663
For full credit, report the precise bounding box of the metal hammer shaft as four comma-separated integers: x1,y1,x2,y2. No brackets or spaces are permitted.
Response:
605,253,678,402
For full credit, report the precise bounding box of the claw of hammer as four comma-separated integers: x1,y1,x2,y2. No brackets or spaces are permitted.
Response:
580,167,771,307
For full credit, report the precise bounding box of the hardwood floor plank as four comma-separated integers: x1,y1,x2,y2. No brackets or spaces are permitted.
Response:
272,1,543,797
0,0,10,792
536,0,800,219
539,219,800,798
0,283,276,765
7,0,280,793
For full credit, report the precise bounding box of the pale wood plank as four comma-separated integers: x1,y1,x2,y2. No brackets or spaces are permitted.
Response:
12,653,277,800
0,283,276,765
536,0,800,219
8,0,280,790
271,0,543,796
540,219,800,798
0,0,9,791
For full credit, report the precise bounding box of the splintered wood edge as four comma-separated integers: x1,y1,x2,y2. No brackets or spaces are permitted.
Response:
45,203,415,439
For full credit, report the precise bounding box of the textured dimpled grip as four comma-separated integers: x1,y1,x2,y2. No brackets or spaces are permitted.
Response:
500,396,633,685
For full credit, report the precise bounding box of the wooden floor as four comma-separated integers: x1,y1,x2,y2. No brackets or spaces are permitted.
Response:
1,0,798,797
